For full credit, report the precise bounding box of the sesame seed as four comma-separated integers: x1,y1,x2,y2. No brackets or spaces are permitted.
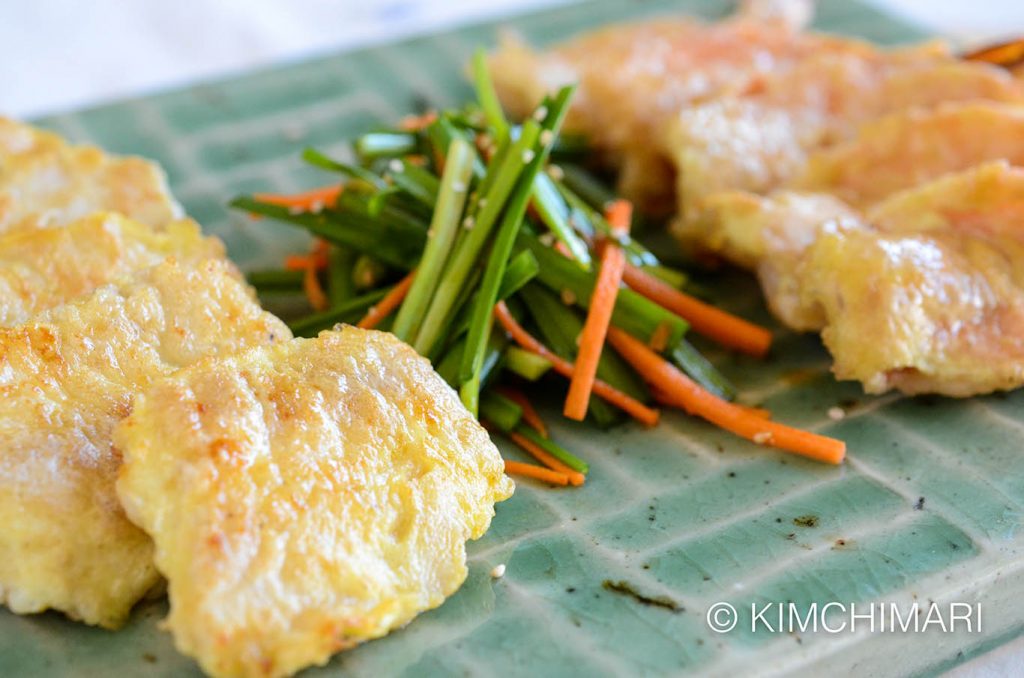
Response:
560,289,577,305
753,431,772,445
532,106,548,122
540,129,554,146
310,200,324,214
547,164,565,180
828,406,846,421
522,149,535,164
451,181,467,193
388,159,403,173
462,216,475,230
538,233,555,247
288,205,304,215
491,563,506,578
477,197,487,209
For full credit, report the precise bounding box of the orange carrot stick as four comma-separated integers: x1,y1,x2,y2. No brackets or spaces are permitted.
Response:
253,185,342,211
507,431,584,486
564,200,631,421
496,387,549,438
735,404,772,420
607,327,844,464
621,263,773,357
493,302,659,427
648,384,770,418
356,271,416,329
504,460,570,486
400,111,438,131
284,253,329,271
963,38,1024,68
303,264,329,312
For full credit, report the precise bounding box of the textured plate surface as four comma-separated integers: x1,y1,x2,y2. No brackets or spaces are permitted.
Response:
5,1,1024,676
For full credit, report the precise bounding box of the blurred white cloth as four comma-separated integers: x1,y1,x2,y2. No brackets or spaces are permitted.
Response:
2,0,1022,118
0,1,1022,675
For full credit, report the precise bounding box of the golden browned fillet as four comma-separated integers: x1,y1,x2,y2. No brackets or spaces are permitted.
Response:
793,102,1024,207
678,102,1024,286
796,162,1024,396
0,117,181,232
114,327,513,678
0,212,225,326
668,55,1023,223
487,10,886,210
0,260,290,629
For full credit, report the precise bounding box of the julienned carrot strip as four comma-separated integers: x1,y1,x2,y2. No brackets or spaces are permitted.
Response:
504,460,570,486
356,271,416,329
253,185,342,211
284,253,329,271
507,431,584,486
564,200,631,421
607,328,844,464
400,111,438,131
621,263,772,357
736,404,772,420
494,302,659,427
650,384,774,417
303,264,329,312
963,38,1024,67
604,199,633,230
496,387,549,438
649,322,672,352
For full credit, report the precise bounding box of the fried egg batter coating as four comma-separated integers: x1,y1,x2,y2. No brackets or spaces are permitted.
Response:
0,260,289,628
114,327,513,678
0,117,181,232
0,212,225,326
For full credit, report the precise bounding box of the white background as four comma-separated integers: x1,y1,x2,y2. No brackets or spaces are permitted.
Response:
1,1,1022,675
2,0,1024,118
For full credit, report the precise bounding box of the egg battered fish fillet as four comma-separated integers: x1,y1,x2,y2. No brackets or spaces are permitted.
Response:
0,212,225,326
682,102,1024,285
795,162,1024,396
487,5,882,210
0,260,290,629
668,55,1022,226
114,327,514,678
0,117,181,232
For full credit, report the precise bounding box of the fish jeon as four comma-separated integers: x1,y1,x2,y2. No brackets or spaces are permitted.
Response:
0,212,225,326
114,327,513,678
668,56,1023,223
487,3,871,208
487,2,1021,212
0,260,289,629
0,117,181,232
688,103,1024,328
797,162,1024,396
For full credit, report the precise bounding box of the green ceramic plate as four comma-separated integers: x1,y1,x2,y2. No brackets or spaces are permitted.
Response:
6,1,1023,676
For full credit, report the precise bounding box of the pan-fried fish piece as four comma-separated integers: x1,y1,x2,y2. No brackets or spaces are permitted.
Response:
0,260,290,629
668,56,1023,222
793,102,1024,207
701,191,867,331
679,102,1024,283
0,117,181,232
487,9,885,209
114,327,513,678
0,212,225,326
799,163,1024,396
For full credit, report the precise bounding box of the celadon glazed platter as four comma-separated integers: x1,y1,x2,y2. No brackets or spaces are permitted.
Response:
5,1,1024,675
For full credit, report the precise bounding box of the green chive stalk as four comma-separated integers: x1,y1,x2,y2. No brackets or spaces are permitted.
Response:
391,137,476,342
413,119,543,357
